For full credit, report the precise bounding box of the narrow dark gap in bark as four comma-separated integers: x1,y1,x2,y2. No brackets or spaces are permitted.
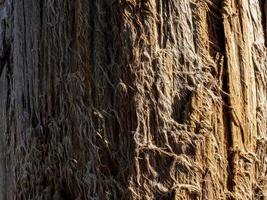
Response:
5,58,12,200
38,0,44,124
89,1,96,108
219,2,235,197
205,1,235,197
260,0,267,46
222,58,235,199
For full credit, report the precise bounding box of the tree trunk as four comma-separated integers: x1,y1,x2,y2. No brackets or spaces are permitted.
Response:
0,0,266,199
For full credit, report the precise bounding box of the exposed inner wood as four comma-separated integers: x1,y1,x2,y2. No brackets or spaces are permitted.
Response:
0,0,266,199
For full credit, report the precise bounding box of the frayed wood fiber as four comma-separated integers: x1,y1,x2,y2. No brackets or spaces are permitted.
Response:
0,0,266,199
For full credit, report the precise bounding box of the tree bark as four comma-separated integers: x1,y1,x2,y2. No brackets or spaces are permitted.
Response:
0,0,266,199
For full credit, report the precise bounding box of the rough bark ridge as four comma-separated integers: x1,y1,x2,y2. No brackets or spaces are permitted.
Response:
0,0,266,199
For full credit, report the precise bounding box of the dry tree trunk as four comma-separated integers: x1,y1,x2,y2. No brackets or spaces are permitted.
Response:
0,0,266,199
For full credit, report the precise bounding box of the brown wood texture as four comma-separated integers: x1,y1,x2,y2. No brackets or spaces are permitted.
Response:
0,0,266,199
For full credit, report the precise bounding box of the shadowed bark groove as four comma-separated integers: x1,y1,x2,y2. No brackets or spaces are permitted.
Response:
0,0,266,199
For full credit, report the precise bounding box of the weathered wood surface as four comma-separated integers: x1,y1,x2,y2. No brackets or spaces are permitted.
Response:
0,0,266,199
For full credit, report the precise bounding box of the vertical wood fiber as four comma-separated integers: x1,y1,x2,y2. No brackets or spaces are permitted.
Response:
0,0,266,199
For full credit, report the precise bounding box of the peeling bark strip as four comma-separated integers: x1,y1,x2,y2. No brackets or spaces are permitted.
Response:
0,0,266,199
